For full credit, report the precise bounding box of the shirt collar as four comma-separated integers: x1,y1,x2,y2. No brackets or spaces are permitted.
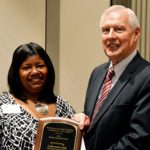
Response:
109,50,137,79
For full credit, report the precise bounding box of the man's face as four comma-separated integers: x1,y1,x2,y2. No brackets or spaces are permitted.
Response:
101,10,140,65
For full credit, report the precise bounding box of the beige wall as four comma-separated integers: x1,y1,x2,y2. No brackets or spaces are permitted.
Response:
46,0,109,112
59,0,109,112
0,0,109,113
0,1,45,91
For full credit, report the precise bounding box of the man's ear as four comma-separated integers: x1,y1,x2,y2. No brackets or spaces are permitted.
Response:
134,27,140,41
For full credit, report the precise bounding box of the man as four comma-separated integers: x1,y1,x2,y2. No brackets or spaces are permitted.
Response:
72,5,150,150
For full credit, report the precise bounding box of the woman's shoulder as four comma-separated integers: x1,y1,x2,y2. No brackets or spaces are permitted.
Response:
56,95,68,103
56,96,71,108
0,91,9,99
55,96,76,117
0,91,13,104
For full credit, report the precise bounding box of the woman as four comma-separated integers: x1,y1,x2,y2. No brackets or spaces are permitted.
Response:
0,42,75,149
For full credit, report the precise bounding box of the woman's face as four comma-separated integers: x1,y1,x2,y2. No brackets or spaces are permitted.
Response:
19,54,48,96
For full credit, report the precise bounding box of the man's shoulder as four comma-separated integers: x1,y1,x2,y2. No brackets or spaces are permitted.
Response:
93,62,110,72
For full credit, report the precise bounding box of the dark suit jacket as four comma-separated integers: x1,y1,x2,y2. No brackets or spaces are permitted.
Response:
84,52,150,150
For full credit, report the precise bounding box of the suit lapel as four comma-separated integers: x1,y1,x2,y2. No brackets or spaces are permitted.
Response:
88,66,108,118
92,72,131,127
88,53,141,131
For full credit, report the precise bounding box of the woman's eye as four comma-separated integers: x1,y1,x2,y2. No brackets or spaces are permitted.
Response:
21,66,31,70
37,64,45,68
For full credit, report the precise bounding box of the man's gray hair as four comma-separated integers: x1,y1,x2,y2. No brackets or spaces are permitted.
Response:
99,5,140,30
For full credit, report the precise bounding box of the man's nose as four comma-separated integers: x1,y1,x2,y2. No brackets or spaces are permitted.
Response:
108,28,116,38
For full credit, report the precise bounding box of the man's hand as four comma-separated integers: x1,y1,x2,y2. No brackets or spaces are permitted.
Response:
72,113,90,130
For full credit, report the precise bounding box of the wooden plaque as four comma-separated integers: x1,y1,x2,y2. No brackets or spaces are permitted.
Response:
34,117,82,150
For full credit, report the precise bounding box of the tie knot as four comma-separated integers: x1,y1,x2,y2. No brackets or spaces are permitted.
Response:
106,67,115,79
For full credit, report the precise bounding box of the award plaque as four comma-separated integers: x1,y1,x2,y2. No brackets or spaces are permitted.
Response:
34,117,82,150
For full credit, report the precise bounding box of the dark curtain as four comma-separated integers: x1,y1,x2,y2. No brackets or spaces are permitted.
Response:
110,0,131,8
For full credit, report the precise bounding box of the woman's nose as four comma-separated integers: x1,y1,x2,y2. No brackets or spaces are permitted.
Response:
31,67,39,74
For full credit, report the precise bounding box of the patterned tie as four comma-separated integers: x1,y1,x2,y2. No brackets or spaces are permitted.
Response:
91,67,115,124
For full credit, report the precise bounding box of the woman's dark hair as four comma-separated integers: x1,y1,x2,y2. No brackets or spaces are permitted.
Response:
8,42,56,103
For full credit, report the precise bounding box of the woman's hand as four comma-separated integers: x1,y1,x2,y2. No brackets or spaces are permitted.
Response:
72,113,90,130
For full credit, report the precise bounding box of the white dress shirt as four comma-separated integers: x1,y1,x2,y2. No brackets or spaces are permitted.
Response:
111,50,137,88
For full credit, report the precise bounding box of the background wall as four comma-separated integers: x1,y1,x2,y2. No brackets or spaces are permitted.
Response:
0,1,45,91
46,0,109,112
0,0,110,113
1,0,149,113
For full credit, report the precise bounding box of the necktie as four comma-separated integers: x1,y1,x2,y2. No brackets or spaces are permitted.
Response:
91,67,115,124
